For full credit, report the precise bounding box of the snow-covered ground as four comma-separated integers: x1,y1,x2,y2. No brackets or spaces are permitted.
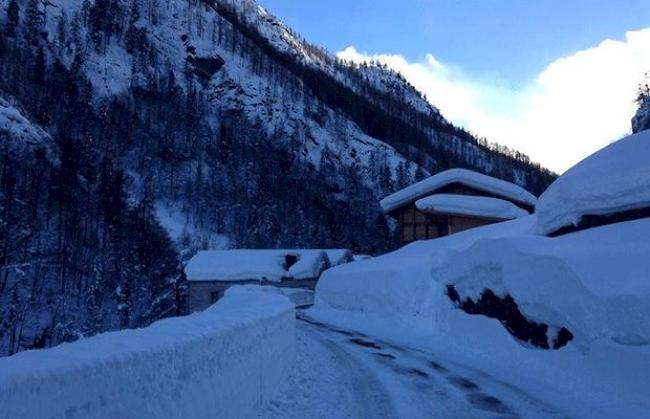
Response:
310,131,650,417
264,314,568,418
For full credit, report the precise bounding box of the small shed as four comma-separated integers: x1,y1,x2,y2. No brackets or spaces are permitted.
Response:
381,169,537,244
185,249,350,312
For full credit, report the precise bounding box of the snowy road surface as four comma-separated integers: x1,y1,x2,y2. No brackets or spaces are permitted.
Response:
262,313,569,419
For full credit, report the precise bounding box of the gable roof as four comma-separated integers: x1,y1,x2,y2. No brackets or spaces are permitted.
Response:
380,168,537,214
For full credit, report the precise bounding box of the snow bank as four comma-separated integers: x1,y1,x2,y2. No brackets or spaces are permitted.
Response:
437,235,650,347
315,216,536,323
0,287,295,419
536,131,650,235
416,194,529,219
380,168,537,213
185,250,331,282
235,285,315,308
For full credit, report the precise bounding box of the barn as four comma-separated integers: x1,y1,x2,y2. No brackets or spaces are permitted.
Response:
381,169,537,244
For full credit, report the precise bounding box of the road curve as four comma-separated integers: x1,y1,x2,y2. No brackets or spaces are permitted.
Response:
261,314,568,419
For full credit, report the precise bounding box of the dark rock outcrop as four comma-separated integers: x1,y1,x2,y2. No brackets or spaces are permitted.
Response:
446,286,573,349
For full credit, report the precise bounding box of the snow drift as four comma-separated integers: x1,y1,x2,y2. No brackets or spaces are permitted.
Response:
536,130,650,235
438,234,650,348
315,216,536,325
0,287,295,419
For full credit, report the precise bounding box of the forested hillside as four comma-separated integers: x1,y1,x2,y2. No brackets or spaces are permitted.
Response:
0,0,554,356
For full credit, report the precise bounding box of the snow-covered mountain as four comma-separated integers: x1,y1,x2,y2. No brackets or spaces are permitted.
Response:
7,0,551,195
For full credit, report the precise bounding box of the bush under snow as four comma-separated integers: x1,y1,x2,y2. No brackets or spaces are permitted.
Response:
0,287,295,419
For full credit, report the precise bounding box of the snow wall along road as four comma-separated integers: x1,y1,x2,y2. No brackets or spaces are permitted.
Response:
0,287,295,419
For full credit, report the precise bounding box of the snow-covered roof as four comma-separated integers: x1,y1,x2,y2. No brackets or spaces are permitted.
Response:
380,169,537,214
535,130,650,235
185,250,331,282
416,194,529,220
322,249,353,266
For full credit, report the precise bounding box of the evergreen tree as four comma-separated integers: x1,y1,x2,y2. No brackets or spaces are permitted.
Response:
25,0,44,45
5,0,20,38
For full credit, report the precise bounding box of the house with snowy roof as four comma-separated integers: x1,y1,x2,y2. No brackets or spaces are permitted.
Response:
380,168,537,244
185,249,352,312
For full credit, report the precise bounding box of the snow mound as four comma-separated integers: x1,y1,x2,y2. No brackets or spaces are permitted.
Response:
437,236,650,347
185,250,332,282
380,168,537,213
416,194,529,219
315,216,536,323
0,287,295,419
535,131,650,235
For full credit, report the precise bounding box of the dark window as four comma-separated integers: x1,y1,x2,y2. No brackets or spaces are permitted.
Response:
210,291,221,304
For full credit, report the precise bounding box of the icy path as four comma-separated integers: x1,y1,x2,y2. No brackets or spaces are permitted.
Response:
261,313,568,419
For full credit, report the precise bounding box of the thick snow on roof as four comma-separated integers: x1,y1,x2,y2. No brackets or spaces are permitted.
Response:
536,131,650,235
185,250,331,282
322,249,353,266
416,194,529,220
380,168,537,213
287,250,330,280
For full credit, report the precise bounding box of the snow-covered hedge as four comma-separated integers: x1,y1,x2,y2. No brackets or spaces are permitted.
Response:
0,287,295,419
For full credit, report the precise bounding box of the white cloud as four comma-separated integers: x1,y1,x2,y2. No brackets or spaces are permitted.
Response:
338,28,650,173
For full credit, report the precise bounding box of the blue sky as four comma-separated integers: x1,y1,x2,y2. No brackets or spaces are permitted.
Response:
260,1,650,172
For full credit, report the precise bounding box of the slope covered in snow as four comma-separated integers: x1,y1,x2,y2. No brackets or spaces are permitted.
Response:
0,95,54,158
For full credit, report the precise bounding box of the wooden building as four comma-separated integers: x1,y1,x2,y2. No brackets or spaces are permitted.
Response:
380,169,537,244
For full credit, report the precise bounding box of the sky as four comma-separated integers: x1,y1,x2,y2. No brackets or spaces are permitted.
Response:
260,0,650,173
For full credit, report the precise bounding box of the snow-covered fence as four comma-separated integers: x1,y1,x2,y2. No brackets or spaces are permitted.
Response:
0,287,295,419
